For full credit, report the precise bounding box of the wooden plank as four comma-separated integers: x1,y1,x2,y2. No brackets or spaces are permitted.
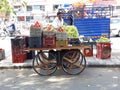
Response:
25,45,91,51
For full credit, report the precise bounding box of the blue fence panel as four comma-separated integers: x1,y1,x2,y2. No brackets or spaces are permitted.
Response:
73,18,110,39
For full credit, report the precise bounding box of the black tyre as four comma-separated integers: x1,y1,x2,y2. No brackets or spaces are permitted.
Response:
62,49,86,75
32,51,57,76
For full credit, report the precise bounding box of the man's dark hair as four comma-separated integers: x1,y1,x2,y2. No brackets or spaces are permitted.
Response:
57,12,62,16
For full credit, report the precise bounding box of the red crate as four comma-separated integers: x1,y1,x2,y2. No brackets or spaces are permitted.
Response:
96,43,111,59
12,53,27,63
42,36,56,48
11,46,27,63
82,46,93,57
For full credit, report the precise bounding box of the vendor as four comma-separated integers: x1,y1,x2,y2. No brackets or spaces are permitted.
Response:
52,11,64,28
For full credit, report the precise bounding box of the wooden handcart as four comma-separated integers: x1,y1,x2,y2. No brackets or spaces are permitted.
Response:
26,45,90,76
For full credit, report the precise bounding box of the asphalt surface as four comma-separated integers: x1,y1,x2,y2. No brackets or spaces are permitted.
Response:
0,68,120,90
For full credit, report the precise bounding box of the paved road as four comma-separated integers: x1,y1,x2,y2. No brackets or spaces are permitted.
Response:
0,68,120,90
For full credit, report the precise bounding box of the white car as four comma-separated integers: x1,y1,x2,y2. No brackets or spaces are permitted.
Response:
110,18,120,37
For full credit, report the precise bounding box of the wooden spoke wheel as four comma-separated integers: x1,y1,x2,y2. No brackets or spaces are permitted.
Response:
62,49,86,75
32,51,57,76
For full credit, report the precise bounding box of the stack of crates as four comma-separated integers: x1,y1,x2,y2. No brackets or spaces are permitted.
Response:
96,43,111,59
56,32,68,47
29,27,42,48
11,36,27,63
42,31,56,48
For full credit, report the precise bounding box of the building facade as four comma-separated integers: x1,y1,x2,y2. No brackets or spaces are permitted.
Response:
10,0,120,23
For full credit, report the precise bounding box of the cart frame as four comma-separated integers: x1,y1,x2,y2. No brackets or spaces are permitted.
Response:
26,45,90,76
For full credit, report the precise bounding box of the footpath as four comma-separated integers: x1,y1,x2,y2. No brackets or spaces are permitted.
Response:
0,37,120,69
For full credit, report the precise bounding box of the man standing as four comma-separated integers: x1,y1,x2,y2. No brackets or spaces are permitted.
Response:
52,12,64,28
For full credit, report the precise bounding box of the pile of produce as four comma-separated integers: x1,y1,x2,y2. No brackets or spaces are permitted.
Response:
43,25,66,32
43,24,54,31
30,21,43,28
30,22,79,38
57,26,65,32
96,37,111,43
62,25,79,38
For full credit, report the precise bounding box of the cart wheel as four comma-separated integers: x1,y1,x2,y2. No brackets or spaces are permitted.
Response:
62,49,86,75
32,51,57,76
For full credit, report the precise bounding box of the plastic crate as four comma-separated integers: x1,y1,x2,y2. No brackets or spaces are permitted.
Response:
43,31,56,36
11,36,26,46
42,36,56,48
81,42,95,50
82,46,93,57
12,53,27,63
29,36,42,48
30,27,42,37
96,43,111,59
56,32,68,40
56,40,68,48
11,46,27,63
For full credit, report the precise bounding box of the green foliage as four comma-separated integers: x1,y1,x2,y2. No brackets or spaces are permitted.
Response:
0,0,11,15
0,0,27,17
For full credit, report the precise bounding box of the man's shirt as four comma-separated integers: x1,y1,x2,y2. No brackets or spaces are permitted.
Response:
52,17,64,28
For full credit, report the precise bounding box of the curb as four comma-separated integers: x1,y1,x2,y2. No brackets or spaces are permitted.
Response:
0,65,33,69
87,64,120,68
0,64,120,69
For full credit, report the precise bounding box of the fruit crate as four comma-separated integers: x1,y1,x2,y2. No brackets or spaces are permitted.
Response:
56,40,68,48
11,36,26,46
30,27,42,37
43,31,56,36
29,36,42,48
96,43,111,59
82,46,93,57
11,46,27,63
56,32,68,40
81,42,95,57
12,53,27,63
42,36,56,48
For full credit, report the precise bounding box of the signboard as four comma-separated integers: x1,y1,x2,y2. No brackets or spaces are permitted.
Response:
94,0,117,5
